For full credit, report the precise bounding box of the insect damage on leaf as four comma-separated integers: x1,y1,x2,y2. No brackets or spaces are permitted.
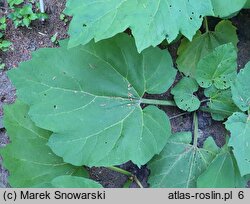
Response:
7,33,176,167
171,77,200,112
65,0,213,52
177,20,238,77
196,43,237,90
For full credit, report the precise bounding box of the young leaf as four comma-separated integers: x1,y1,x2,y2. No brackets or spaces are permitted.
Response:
7,33,176,167
148,132,219,187
0,100,88,187
171,77,200,112
231,62,250,111
50,176,102,188
225,112,250,176
65,0,213,52
197,145,249,188
204,86,240,121
196,43,237,90
177,20,238,77
211,0,247,18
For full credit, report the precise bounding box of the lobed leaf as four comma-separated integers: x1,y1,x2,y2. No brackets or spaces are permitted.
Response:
148,132,219,187
196,43,237,90
7,33,176,167
197,145,249,188
0,101,88,187
204,86,240,121
65,0,213,52
225,112,250,176
177,20,238,77
231,62,250,112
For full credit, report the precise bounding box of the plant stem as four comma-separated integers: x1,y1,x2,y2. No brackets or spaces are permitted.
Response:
39,0,45,21
140,98,176,106
107,166,144,188
170,112,188,119
200,99,210,103
193,112,198,147
204,17,209,33
199,107,231,116
107,166,132,177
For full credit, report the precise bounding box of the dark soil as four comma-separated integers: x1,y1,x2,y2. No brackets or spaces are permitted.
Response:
0,1,249,188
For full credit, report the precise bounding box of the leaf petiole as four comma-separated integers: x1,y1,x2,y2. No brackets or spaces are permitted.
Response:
140,98,176,106
107,166,144,188
204,17,209,33
193,112,198,147
199,107,232,116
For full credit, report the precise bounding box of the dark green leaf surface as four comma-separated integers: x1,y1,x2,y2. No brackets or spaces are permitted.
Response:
231,62,250,111
225,112,250,176
177,20,238,77
196,43,237,90
0,101,87,187
8,34,176,167
197,145,249,187
65,0,213,52
244,0,250,8
148,132,219,187
204,86,240,121
171,77,200,112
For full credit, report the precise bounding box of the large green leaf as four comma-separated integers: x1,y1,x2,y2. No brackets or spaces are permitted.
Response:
177,20,238,77
196,43,237,90
231,62,250,112
204,86,240,121
171,77,200,112
50,176,102,188
211,0,247,18
148,132,219,187
65,0,213,52
225,112,250,176
8,33,176,167
0,101,87,187
34,175,102,188
197,145,249,188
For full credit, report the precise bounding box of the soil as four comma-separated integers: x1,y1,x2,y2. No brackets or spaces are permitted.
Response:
0,1,249,188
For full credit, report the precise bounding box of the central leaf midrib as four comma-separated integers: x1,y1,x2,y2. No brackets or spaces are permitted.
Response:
26,78,141,102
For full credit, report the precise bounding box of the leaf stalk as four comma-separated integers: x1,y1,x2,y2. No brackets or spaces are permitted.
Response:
204,17,209,33
107,166,144,188
140,98,176,106
193,112,198,147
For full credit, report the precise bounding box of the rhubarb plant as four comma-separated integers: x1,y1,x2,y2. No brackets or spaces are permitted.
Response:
0,0,250,188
